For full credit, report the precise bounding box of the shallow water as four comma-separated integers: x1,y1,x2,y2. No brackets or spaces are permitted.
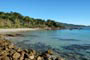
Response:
10,29,90,60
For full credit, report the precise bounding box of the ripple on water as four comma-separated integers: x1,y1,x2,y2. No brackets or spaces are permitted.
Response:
52,37,81,41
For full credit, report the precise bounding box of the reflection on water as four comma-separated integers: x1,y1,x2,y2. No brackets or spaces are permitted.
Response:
10,30,90,60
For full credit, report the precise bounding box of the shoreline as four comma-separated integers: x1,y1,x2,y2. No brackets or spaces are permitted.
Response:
0,28,40,33
0,29,89,60
0,34,64,60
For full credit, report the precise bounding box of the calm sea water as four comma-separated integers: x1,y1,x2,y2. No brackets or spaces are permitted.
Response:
10,29,90,60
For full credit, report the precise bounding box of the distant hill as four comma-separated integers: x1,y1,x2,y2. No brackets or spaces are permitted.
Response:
0,12,86,30
58,22,86,29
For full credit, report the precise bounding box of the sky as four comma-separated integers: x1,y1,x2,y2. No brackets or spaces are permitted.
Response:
0,0,90,25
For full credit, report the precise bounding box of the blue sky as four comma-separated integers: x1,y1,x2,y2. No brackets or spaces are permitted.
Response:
0,0,90,25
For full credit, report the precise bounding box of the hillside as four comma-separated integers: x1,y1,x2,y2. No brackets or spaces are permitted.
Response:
0,12,86,29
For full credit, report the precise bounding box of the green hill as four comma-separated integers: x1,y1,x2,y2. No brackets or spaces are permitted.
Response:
0,12,86,29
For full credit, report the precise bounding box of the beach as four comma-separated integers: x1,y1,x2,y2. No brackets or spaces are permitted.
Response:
0,28,40,33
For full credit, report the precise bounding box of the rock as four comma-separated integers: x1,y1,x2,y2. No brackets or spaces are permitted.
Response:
19,51,25,60
24,49,29,53
17,48,22,52
55,57,64,60
42,53,51,60
24,53,29,58
0,39,65,60
42,49,55,60
46,53,52,59
5,34,16,37
8,44,14,49
1,50,9,56
25,58,31,60
15,34,21,36
37,56,43,60
5,34,23,37
4,47,9,51
19,56,24,60
13,52,20,59
21,51,25,56
0,40,9,46
0,56,10,60
44,52,58,60
30,49,36,55
28,49,36,59
0,34,5,39
47,49,53,55
9,50,16,56
29,52,35,59
29,55,35,60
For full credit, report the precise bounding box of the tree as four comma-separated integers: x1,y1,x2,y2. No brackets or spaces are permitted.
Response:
0,11,67,29
14,19,21,28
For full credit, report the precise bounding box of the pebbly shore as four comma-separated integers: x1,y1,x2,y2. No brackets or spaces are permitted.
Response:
0,34,64,60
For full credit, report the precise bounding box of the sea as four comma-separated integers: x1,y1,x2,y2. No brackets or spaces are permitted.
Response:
10,29,90,60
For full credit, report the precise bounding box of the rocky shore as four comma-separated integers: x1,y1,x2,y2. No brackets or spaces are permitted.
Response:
0,34,64,60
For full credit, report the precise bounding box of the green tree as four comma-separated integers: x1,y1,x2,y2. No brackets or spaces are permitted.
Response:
14,19,21,28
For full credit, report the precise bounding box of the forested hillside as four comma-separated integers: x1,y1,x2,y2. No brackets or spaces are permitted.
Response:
0,12,85,29
0,12,65,29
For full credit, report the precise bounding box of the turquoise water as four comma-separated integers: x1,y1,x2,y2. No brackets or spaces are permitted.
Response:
11,29,90,60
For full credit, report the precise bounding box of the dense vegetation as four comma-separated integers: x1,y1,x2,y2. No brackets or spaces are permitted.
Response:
0,12,65,29
0,12,85,29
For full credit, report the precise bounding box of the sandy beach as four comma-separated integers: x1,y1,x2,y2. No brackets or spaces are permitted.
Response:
0,28,40,33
